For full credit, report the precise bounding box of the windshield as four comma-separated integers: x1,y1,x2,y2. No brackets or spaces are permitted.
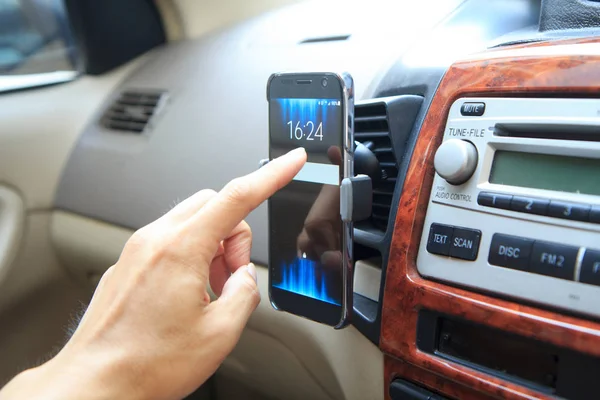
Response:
0,0,79,93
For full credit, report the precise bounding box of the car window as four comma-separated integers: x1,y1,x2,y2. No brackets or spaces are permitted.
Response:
0,0,79,93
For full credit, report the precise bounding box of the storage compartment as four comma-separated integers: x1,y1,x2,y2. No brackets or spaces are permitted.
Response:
417,310,600,399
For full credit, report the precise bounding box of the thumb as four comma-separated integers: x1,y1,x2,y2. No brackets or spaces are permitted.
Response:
207,263,260,336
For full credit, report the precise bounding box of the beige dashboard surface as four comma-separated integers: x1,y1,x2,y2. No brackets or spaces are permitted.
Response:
162,0,305,39
0,59,146,212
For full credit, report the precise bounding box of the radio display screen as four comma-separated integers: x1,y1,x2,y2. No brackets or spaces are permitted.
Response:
490,151,600,196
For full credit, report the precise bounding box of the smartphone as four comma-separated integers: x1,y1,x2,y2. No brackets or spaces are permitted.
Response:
266,72,354,328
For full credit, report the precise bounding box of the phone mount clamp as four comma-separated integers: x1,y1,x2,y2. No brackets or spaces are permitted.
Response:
340,175,372,223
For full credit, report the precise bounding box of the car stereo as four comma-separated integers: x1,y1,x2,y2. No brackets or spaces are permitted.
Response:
417,97,600,318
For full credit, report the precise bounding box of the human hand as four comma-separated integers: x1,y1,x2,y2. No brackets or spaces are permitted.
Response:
0,148,307,400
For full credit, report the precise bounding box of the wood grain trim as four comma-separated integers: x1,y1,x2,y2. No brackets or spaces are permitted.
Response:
381,38,600,400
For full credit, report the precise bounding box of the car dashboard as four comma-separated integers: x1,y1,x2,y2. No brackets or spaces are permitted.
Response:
2,0,600,399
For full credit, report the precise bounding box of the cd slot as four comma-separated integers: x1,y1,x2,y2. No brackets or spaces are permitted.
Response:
495,123,600,142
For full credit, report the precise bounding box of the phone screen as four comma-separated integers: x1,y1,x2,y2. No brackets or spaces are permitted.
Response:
268,76,345,325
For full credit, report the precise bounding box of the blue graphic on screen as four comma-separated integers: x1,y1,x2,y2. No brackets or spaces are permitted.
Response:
276,98,334,122
273,257,340,305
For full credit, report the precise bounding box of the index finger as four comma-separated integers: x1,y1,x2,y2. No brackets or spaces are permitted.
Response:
192,147,307,245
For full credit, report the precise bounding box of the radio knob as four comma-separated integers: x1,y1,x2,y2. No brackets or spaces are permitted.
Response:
434,139,478,185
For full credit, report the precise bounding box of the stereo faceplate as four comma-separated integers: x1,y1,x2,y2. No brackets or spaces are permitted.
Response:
417,97,600,319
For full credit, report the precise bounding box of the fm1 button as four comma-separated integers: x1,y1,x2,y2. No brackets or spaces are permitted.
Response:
530,241,578,281
426,224,454,256
488,234,534,271
478,192,512,210
580,249,600,287
449,228,481,261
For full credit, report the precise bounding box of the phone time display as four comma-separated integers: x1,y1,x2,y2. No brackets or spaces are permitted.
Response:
287,120,323,141
270,98,341,156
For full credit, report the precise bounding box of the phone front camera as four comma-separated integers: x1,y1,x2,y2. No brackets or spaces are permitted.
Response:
321,78,328,87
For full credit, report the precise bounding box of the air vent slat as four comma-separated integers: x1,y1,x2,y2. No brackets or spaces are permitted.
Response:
371,214,389,223
127,122,146,132
375,153,396,164
355,115,387,122
372,202,391,210
107,121,130,130
117,99,144,107
120,93,142,101
102,90,166,134
355,123,388,132
140,100,160,107
116,100,160,108
354,101,398,232
372,147,393,154
354,132,390,139
112,116,132,123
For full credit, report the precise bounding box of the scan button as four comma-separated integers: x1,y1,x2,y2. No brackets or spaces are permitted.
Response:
449,228,481,261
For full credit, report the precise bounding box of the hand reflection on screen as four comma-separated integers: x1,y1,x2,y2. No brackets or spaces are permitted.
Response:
296,146,343,271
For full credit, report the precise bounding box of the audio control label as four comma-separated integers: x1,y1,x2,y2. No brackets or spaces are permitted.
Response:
433,185,473,203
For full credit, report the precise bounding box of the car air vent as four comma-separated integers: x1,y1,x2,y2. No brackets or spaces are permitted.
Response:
354,102,397,232
101,90,167,133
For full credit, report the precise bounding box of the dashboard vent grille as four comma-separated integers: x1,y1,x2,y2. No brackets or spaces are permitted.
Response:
101,90,166,133
354,102,397,231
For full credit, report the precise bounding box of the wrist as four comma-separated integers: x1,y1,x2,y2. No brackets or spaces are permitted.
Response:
1,348,144,400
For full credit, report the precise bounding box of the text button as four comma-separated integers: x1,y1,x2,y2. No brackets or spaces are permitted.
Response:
427,224,454,256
